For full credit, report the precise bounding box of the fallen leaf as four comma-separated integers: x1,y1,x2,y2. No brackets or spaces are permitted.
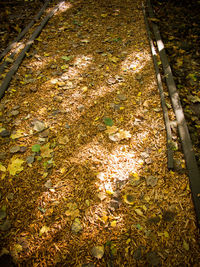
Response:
0,163,6,172
13,244,23,253
10,130,23,139
39,225,50,236
32,144,41,153
71,218,82,233
105,125,118,134
40,143,53,158
134,208,144,216
61,56,72,61
109,129,131,142
103,117,113,126
117,129,131,140
146,176,158,187
7,157,24,175
110,220,117,227
58,136,69,145
33,120,45,132
91,246,104,259
183,240,189,251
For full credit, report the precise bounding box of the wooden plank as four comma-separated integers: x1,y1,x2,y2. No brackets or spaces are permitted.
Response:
142,3,174,170
147,0,200,227
0,1,64,99
0,0,50,62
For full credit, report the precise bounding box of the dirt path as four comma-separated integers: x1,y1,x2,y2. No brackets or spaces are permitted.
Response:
0,0,200,266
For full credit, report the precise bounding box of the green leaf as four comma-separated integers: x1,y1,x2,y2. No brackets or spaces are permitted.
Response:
113,37,121,42
103,117,113,126
32,144,41,153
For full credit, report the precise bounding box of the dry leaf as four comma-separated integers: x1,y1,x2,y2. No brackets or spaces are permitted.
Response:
39,225,50,236
40,143,53,158
91,246,104,259
118,129,131,140
105,125,118,134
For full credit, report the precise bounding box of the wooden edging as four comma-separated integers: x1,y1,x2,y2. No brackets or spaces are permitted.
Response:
147,0,200,228
0,1,65,99
0,0,50,62
142,3,174,170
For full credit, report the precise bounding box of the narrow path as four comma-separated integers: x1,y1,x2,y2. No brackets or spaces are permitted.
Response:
0,0,200,266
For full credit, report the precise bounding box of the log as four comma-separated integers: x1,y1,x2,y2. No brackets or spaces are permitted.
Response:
142,3,174,170
0,0,50,62
147,0,200,228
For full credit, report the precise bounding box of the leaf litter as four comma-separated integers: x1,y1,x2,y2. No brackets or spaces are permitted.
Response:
0,0,200,266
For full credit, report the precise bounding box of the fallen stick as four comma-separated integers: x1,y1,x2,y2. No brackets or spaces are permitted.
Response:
142,3,174,170
0,0,50,62
0,1,65,99
147,0,200,228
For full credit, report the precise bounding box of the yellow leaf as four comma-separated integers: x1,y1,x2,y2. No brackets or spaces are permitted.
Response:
102,215,108,223
101,13,108,17
36,37,42,42
126,238,131,244
82,86,88,92
106,190,113,195
61,64,69,69
142,205,147,212
0,164,6,172
164,231,169,238
183,240,189,250
134,208,143,216
1,173,6,180
60,168,66,174
110,220,117,227
13,244,23,253
7,157,24,175
105,126,118,134
10,130,23,139
109,56,119,63
149,17,160,23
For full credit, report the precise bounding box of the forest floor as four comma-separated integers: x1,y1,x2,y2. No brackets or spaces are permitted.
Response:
0,0,200,266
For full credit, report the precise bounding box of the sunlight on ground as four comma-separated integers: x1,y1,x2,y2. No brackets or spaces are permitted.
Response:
55,1,73,15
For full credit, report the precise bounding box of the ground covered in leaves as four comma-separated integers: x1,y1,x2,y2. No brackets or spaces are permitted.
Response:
0,0,200,266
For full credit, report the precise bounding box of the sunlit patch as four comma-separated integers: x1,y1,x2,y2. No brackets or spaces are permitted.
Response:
55,1,73,14
120,51,151,73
